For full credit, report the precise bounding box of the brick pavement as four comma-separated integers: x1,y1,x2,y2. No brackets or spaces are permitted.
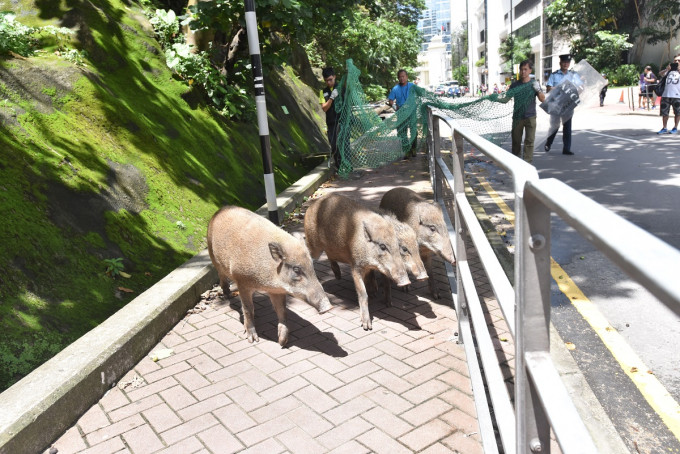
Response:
45,154,485,454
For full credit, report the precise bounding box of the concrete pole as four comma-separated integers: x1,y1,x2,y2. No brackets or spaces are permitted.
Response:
244,0,278,224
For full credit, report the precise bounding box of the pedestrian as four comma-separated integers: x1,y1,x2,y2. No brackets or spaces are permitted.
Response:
388,69,417,157
657,60,680,134
508,60,546,163
321,67,342,171
600,73,608,107
544,54,583,156
660,53,680,78
493,83,499,94
639,66,657,110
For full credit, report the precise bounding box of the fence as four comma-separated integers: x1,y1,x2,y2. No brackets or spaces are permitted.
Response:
425,107,680,453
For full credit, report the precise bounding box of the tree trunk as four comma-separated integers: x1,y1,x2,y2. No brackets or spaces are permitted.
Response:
183,0,214,53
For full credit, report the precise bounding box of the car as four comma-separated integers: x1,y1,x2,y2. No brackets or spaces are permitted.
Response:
447,86,461,97
434,86,446,96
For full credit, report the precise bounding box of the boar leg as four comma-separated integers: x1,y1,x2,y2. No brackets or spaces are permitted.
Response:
423,252,440,300
351,267,372,330
239,288,259,343
330,260,342,280
378,272,393,307
364,271,378,298
270,293,289,347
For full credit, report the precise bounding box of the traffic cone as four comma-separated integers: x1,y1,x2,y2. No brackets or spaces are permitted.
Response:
618,90,624,104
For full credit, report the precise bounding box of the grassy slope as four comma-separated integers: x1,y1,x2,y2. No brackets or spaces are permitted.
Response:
0,0,328,390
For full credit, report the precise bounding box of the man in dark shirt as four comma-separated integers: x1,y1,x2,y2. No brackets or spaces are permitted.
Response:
321,67,341,171
509,60,545,163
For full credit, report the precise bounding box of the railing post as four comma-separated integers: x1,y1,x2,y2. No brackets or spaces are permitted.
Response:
432,113,442,201
427,107,435,191
515,185,552,453
452,127,467,343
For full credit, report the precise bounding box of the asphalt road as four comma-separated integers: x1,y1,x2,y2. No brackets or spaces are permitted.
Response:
469,102,680,454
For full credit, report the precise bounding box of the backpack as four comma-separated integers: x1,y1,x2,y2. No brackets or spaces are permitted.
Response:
654,75,667,97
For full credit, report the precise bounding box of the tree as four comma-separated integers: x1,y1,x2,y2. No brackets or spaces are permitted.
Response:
583,30,633,72
636,0,680,65
498,35,531,74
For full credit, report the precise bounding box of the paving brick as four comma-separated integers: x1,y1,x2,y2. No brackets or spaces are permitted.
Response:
400,398,451,426
247,352,284,374
326,440,370,454
371,354,415,377
419,442,456,453
276,347,320,367
316,417,372,451
441,431,484,454
125,376,178,402
216,345,261,367
398,418,455,451
238,366,277,392
142,403,182,433
206,358,252,383
100,386,130,413
212,403,257,434
160,384,198,411
362,406,413,438
177,393,231,420
329,376,378,404
199,340,231,361
259,375,309,403
339,346,381,367
403,347,448,369
439,387,478,418
309,354,348,375
85,414,145,446
186,353,222,375
335,360,381,383
225,384,268,412
357,427,413,454
154,436,204,454
122,423,164,453
293,384,339,414
160,413,219,445
77,404,111,435
197,423,244,453
403,361,448,385
401,379,449,405
250,395,302,423
373,339,415,360
143,361,192,384
133,356,162,376
364,387,414,414
51,425,87,453
440,408,480,433
367,369,413,395
323,395,375,425
236,414,295,446
80,436,126,454
286,405,334,438
276,426,327,454
239,437,286,454
109,394,162,422
192,376,243,400
301,367,344,392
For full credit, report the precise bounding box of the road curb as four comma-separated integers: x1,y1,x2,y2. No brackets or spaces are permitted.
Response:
0,161,332,454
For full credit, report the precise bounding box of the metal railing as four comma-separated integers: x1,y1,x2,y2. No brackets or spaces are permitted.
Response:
425,107,680,453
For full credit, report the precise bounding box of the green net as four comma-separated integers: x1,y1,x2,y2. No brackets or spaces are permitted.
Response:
333,59,537,178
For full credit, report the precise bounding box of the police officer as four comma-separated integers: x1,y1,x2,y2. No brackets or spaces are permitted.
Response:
544,54,581,156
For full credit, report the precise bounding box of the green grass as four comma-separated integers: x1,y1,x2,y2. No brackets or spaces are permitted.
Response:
0,0,328,391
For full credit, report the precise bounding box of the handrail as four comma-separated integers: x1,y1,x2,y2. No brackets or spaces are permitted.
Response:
426,107,598,453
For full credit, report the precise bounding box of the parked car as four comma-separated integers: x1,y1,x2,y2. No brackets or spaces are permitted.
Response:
447,86,461,97
434,86,446,96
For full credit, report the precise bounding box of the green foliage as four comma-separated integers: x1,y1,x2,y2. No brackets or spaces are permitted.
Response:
578,31,633,72
499,36,532,73
452,64,468,84
148,8,180,46
475,56,485,67
0,12,36,56
605,63,640,86
362,83,388,102
103,258,125,277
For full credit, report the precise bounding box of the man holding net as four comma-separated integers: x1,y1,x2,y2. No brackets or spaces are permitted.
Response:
508,60,546,163
388,69,417,158
321,67,342,171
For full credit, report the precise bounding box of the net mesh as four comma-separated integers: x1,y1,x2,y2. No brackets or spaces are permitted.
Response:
333,59,537,177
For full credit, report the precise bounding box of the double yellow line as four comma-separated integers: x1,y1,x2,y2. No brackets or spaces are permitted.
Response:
476,176,680,442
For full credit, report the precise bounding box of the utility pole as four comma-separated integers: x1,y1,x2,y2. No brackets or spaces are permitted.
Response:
510,0,514,78
244,0,278,224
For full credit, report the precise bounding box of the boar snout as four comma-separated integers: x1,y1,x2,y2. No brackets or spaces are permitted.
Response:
393,269,411,287
415,270,429,281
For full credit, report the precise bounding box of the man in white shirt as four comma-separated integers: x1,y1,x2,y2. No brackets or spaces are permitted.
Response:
658,59,680,134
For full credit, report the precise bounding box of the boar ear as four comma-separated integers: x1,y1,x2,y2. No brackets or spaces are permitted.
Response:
269,242,286,263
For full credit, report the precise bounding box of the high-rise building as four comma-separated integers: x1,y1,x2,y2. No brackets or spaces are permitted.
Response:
418,0,453,53
416,0,454,87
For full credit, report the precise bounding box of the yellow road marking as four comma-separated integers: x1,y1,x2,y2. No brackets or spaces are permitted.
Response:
476,175,680,441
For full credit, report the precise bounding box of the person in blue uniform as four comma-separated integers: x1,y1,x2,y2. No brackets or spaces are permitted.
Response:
388,69,417,157
544,54,582,156
321,67,342,171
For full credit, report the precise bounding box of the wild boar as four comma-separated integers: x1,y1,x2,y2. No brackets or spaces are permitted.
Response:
207,205,332,347
304,193,410,330
366,212,428,307
379,187,455,299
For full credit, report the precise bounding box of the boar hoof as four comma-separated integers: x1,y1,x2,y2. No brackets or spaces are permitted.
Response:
278,324,289,347
245,327,260,343
362,317,372,331
402,284,411,294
